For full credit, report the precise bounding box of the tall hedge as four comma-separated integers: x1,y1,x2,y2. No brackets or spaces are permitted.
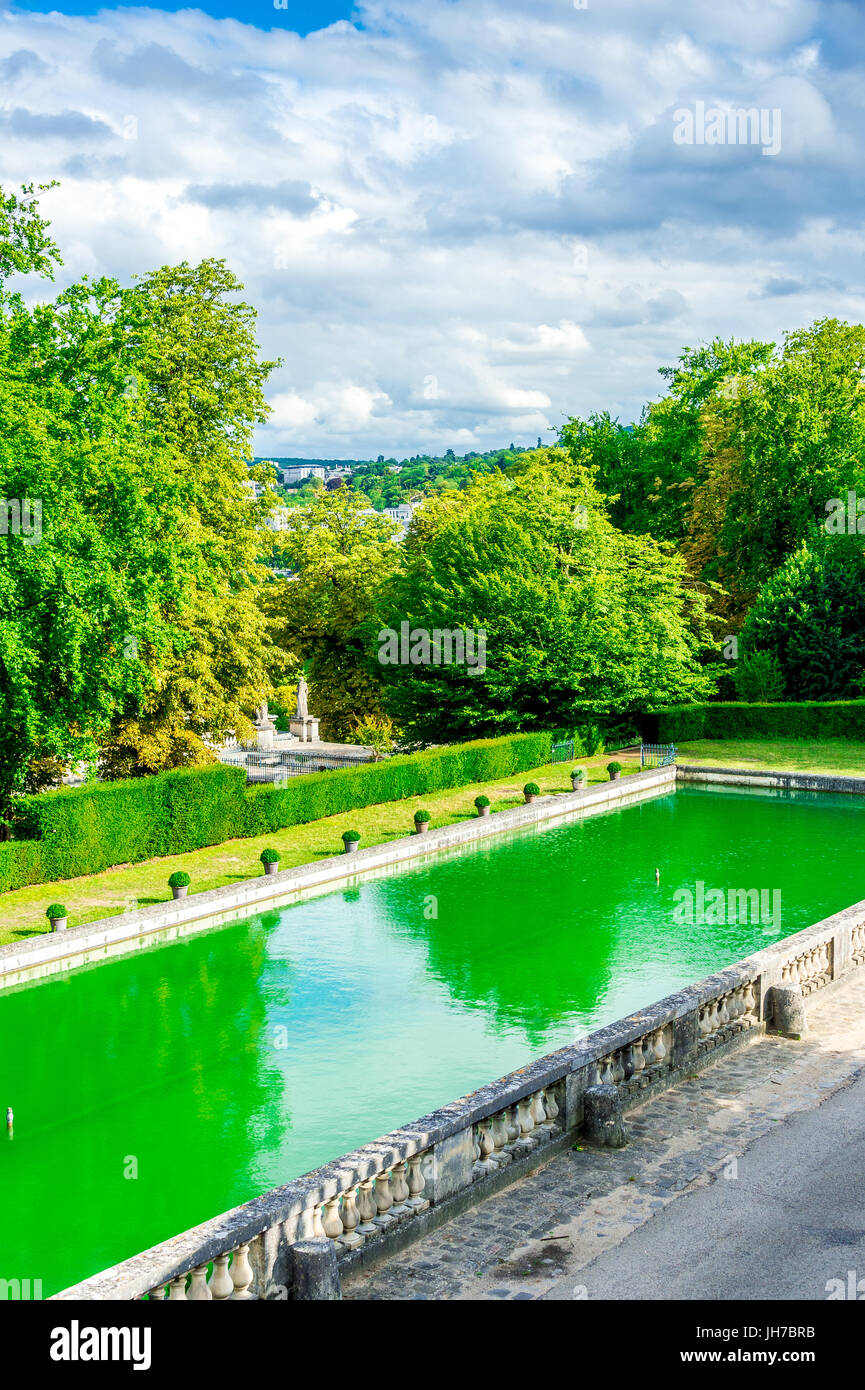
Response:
642,700,865,744
0,731,551,895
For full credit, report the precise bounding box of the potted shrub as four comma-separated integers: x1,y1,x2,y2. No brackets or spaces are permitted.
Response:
168,870,190,900
607,761,623,782
570,766,587,792
46,903,68,932
413,809,431,835
474,794,491,818
260,848,280,876
342,829,361,855
523,781,540,804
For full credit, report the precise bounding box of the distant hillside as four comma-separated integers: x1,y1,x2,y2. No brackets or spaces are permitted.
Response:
253,442,545,509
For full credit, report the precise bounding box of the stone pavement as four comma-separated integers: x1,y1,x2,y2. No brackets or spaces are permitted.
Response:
343,970,865,1301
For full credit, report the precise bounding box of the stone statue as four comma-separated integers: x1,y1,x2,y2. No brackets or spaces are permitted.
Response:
254,700,272,728
295,676,309,720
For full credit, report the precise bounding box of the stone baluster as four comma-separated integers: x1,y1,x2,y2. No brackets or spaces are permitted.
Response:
322,1195,344,1241
475,1120,497,1177
742,981,757,1023
544,1085,561,1133
611,1051,626,1086
168,1275,187,1300
373,1168,395,1228
210,1253,234,1301
339,1185,364,1249
531,1090,552,1143
230,1244,255,1299
651,1026,667,1075
187,1264,212,1300
391,1161,410,1217
491,1109,512,1164
625,1037,645,1088
406,1152,429,1212
599,1054,614,1085
514,1095,536,1154
357,1177,378,1236
149,1284,167,1302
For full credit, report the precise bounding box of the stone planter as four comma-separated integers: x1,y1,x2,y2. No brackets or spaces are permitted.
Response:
570,781,586,794
476,804,491,817
609,771,621,782
524,793,537,804
263,860,279,876
343,841,359,855
49,916,68,932
414,821,430,835
171,885,188,900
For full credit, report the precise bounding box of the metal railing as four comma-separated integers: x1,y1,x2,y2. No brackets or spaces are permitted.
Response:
550,739,575,764
218,748,375,783
640,742,677,769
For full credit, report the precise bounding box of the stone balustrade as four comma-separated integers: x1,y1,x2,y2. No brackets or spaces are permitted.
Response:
53,891,865,1303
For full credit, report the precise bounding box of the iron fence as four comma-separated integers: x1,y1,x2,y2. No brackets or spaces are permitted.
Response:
640,742,677,769
218,748,375,783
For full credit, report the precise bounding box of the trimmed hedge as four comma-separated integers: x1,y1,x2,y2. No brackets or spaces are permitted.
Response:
0,731,551,896
642,700,865,744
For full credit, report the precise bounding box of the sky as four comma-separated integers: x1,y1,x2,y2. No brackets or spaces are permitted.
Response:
0,0,863,459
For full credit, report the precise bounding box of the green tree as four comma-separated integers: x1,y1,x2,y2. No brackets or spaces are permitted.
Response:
739,535,865,700
374,449,713,741
269,489,402,739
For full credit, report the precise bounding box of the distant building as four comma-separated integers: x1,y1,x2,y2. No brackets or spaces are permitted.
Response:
277,463,327,484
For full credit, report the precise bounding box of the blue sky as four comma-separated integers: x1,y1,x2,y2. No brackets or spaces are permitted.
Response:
1,0,862,459
11,1,358,32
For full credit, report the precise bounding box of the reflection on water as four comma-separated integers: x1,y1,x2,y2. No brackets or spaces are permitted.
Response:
1,784,862,1293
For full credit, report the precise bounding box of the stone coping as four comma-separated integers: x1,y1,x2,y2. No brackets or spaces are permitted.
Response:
54,887,865,1301
678,764,865,795
0,765,674,991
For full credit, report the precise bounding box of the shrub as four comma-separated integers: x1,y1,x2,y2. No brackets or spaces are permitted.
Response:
342,829,361,843
733,652,785,703
570,766,586,782
168,871,190,889
259,848,280,864
45,903,67,920
413,808,431,823
642,700,865,744
0,731,551,895
474,794,491,808
606,762,622,775
523,782,540,795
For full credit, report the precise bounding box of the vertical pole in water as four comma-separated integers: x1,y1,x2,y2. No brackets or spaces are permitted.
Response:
5,1107,12,1137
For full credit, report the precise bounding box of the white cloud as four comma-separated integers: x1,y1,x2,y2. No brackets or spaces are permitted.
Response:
0,0,861,456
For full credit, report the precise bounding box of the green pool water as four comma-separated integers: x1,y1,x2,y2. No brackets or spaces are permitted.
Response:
1,784,863,1295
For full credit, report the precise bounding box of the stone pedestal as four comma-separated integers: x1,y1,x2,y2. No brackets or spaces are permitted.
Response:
256,724,275,750
583,1084,628,1148
290,716,320,743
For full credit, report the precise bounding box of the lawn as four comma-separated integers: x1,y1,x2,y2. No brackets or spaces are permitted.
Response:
0,752,639,946
677,739,865,778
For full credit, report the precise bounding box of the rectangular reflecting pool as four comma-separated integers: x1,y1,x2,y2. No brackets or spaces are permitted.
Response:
1,784,863,1295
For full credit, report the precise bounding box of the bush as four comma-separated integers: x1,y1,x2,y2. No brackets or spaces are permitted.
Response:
342,829,361,843
45,903,67,920
642,700,865,744
413,808,431,823
606,762,622,775
523,782,540,795
474,794,491,808
570,766,586,782
0,731,551,895
732,652,785,703
259,848,280,864
168,871,190,889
